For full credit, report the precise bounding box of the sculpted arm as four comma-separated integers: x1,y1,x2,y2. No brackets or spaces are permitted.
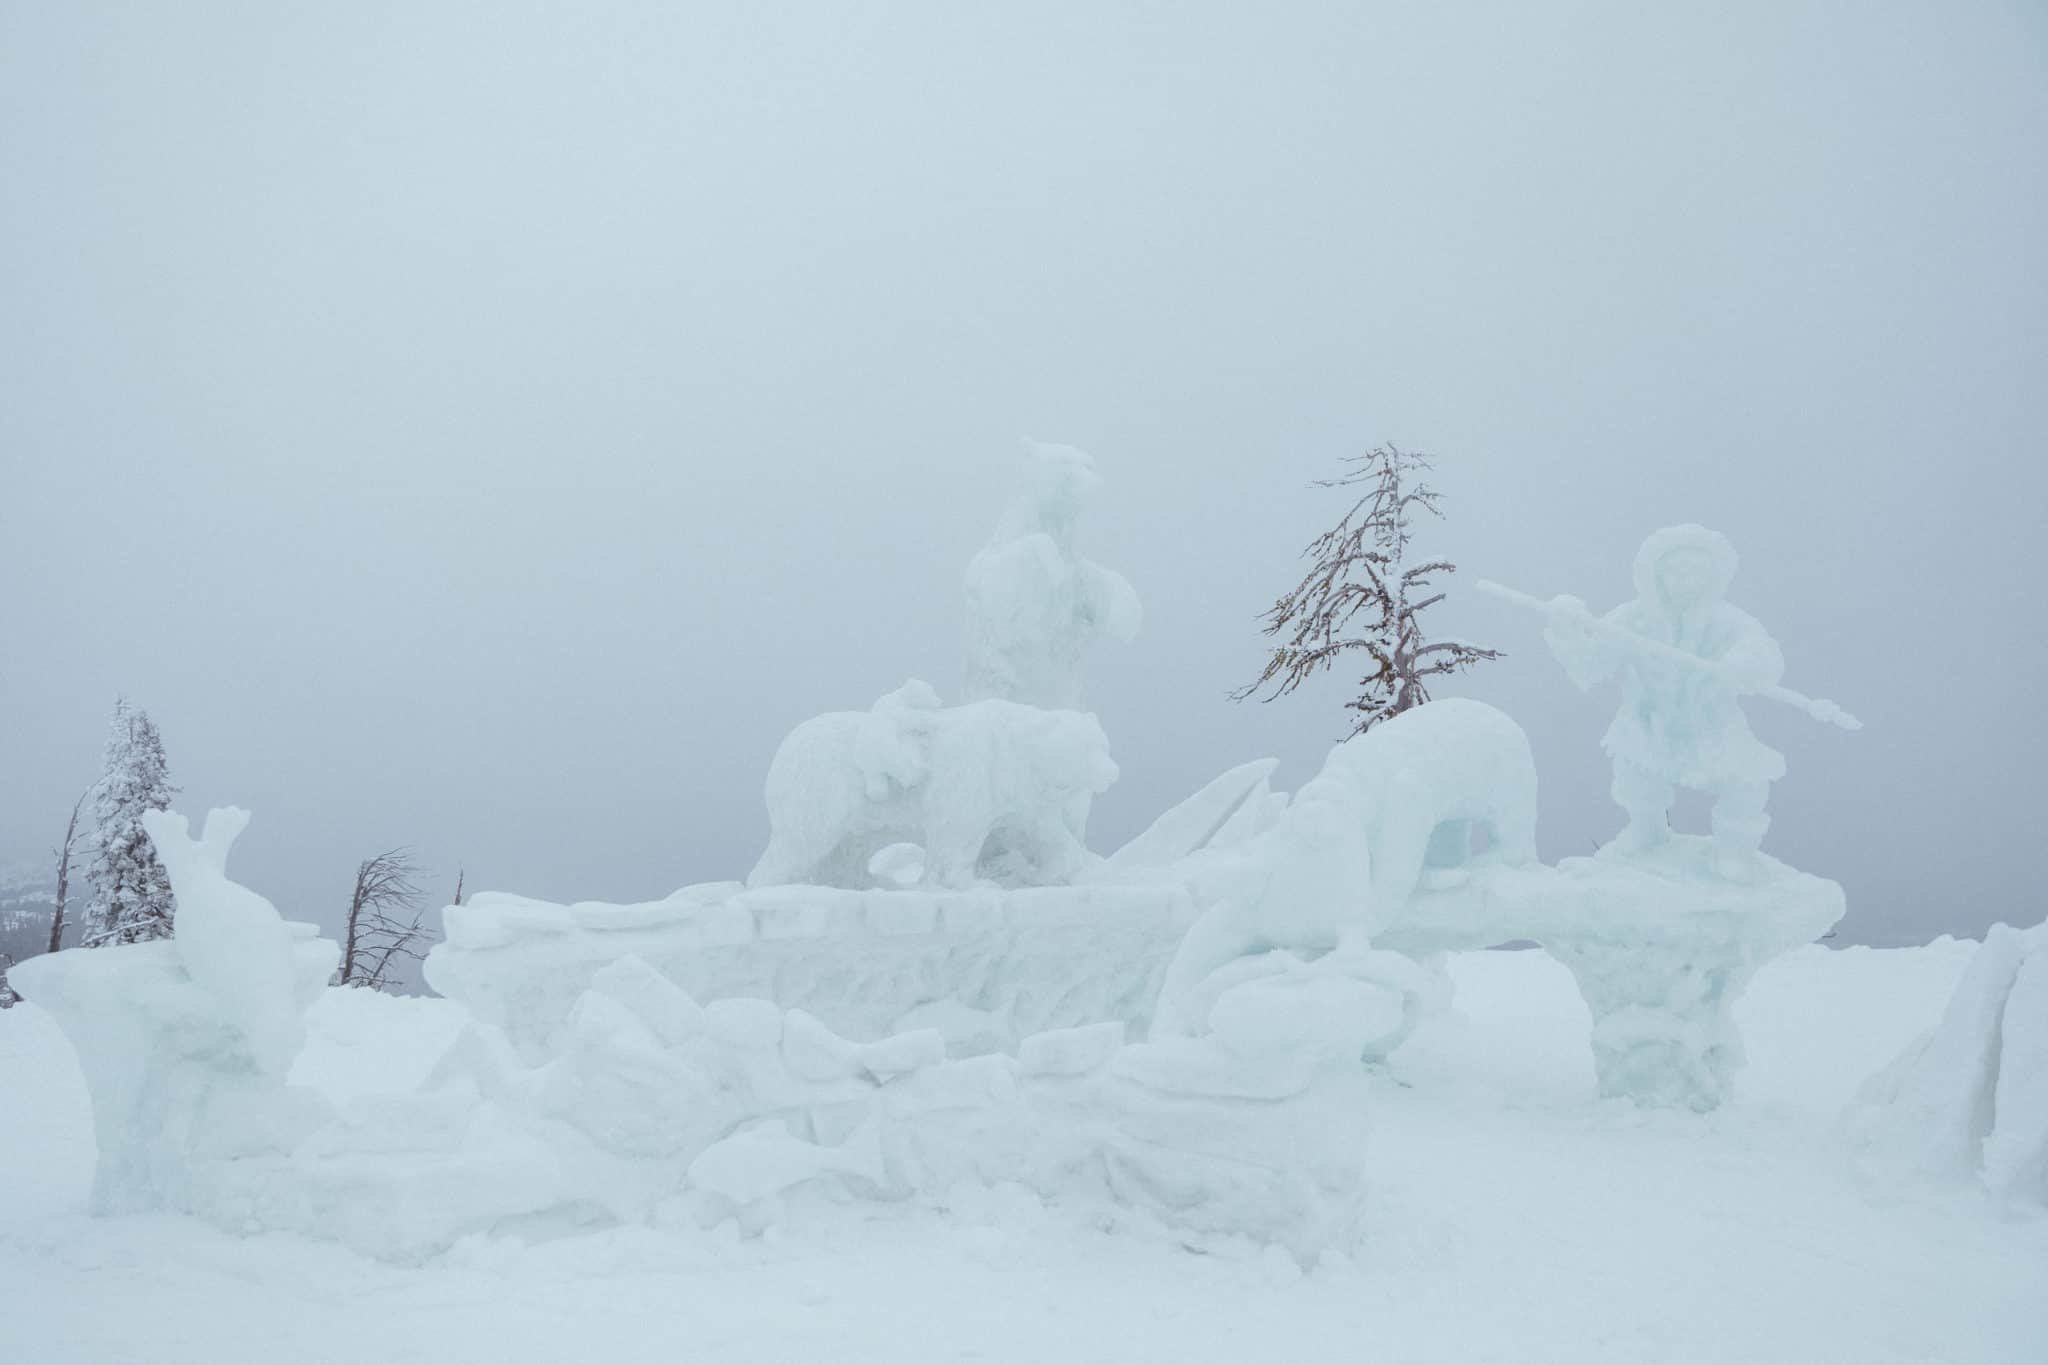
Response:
1711,610,1785,693
1082,561,1141,643
1543,597,1625,691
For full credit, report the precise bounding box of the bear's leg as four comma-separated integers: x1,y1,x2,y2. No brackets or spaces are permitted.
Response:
1368,803,1435,923
1024,814,1090,885
919,799,988,889
747,828,817,887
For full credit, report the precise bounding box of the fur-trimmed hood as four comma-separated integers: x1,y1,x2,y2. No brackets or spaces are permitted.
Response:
1632,523,1738,609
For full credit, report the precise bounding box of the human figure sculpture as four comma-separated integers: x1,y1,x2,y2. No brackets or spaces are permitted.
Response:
963,441,1140,710
1540,525,1786,878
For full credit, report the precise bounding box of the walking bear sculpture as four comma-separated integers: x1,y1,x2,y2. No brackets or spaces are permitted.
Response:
747,679,1119,890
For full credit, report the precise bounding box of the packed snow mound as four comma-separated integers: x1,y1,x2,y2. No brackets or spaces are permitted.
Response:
748,682,1118,889
963,440,1139,710
1845,917,2048,1204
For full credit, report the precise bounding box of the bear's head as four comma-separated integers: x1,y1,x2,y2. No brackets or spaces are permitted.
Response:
1041,710,1119,795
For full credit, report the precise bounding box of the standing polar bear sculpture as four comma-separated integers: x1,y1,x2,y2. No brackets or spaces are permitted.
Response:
747,679,1120,890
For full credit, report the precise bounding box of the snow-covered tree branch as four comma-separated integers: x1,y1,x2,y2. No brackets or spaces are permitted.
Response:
83,699,179,947
1232,445,1501,734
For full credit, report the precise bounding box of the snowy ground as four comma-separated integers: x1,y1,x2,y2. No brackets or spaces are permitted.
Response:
3,942,2042,1365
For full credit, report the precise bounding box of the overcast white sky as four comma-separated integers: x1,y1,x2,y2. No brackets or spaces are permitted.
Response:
4,1,2044,952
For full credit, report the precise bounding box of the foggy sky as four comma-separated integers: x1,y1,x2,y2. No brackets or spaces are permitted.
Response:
5,1,2044,954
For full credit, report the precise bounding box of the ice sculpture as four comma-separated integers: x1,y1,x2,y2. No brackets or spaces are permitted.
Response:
1153,699,1536,1046
1484,524,1856,880
17,810,1379,1264
963,441,1140,710
1845,918,2048,1205
8,807,337,1214
14,487,1879,1271
1466,530,1856,1107
747,681,1118,890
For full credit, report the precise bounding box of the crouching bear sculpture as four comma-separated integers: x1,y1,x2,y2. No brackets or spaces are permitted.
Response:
746,679,1120,890
1155,698,1539,1042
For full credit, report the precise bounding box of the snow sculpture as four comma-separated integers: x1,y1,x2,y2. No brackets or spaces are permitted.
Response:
747,680,1118,890
963,441,1140,710
1526,848,1845,1111
1484,525,1856,880
454,952,1380,1261
1845,918,2048,1205
1153,699,1537,1046
9,807,337,1214
149,807,304,1075
1460,529,1855,1108
28,884,1378,1265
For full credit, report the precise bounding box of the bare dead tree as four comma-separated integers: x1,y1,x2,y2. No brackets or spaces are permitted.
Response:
1232,444,1501,735
49,791,86,955
335,848,429,990
451,867,465,907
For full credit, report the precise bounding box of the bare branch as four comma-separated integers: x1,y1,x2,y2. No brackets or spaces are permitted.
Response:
48,790,87,956
1231,444,1501,734
335,848,433,991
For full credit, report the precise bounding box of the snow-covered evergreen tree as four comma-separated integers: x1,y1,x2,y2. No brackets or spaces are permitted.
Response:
83,699,180,947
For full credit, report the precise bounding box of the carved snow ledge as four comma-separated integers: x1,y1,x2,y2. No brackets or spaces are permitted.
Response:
425,883,1202,1065
1384,837,1845,1111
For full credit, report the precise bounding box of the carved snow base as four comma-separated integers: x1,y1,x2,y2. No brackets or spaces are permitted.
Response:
9,928,339,1216
1388,839,1843,1111
425,883,1201,1064
18,937,1381,1265
1543,843,1842,1111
